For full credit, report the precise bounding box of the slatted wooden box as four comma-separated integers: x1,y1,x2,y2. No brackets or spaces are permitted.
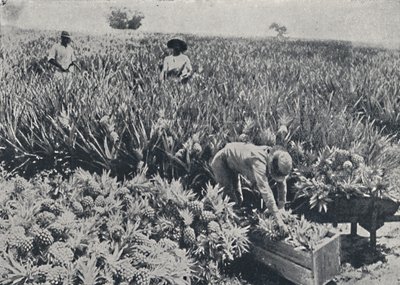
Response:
250,232,341,285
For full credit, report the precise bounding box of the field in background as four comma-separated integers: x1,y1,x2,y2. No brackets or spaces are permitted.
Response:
1,27,399,186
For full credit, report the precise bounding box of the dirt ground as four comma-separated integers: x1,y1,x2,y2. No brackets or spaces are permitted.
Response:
230,215,400,285
336,221,400,285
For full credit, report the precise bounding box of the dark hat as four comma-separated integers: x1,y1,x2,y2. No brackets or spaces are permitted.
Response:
167,38,187,52
61,31,72,39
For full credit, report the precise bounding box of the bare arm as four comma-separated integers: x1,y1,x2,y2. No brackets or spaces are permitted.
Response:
252,160,288,235
48,58,67,72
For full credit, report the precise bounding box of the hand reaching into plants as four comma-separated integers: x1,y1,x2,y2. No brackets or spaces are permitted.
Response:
275,213,289,237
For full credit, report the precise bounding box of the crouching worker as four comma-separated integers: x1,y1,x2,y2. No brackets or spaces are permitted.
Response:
211,142,292,235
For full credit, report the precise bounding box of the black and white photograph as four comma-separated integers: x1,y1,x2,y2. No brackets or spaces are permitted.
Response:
0,0,399,284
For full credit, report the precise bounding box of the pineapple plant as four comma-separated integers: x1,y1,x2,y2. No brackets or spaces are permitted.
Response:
48,222,65,239
46,266,68,285
207,221,221,234
48,242,74,265
36,211,57,227
179,209,196,246
71,201,84,216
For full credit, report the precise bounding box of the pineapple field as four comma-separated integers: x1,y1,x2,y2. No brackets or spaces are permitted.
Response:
1,26,400,284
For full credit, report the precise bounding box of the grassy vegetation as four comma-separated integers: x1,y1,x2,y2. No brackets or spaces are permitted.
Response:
0,26,399,284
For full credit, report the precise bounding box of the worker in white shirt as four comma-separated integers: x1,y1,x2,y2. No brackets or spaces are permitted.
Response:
160,38,192,83
48,31,79,78
211,142,293,235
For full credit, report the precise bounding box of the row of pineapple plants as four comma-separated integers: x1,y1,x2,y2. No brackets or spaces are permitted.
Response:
0,165,253,285
1,29,399,189
0,162,344,285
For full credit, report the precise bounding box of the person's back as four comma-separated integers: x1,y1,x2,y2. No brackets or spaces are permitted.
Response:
221,142,269,172
211,142,292,235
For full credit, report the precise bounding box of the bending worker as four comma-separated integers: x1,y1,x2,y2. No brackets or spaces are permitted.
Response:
211,142,292,235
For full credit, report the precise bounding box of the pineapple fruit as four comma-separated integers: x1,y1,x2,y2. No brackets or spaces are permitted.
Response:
116,259,137,282
81,196,94,210
179,209,196,246
14,177,28,193
134,268,151,285
17,237,34,255
30,225,54,247
94,195,106,207
143,207,155,220
351,153,365,167
188,201,204,216
200,210,216,223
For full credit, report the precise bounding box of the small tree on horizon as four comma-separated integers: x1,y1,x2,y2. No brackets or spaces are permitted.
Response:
108,7,144,30
269,22,288,40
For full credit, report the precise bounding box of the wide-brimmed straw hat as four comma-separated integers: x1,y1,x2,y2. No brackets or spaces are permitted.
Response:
167,38,187,52
61,31,72,39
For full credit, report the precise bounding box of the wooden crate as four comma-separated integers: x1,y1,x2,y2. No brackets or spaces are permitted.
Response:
250,232,341,285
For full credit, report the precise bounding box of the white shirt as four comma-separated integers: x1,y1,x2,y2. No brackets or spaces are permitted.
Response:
162,54,192,78
48,43,75,71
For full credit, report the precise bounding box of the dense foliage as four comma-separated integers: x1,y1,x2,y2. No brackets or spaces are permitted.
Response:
0,169,250,284
108,7,144,30
0,26,399,284
1,28,399,191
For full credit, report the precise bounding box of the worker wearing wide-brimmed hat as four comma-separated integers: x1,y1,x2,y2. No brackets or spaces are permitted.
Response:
160,38,192,83
48,31,78,77
211,142,293,235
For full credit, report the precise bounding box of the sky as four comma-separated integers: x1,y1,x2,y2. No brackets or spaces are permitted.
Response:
1,0,399,48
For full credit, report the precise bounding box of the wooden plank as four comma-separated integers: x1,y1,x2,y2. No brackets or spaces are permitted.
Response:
252,245,314,285
312,234,341,285
251,234,312,269
384,215,400,222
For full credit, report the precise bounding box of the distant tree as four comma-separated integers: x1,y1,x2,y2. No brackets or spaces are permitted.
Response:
108,7,144,30
269,22,288,40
